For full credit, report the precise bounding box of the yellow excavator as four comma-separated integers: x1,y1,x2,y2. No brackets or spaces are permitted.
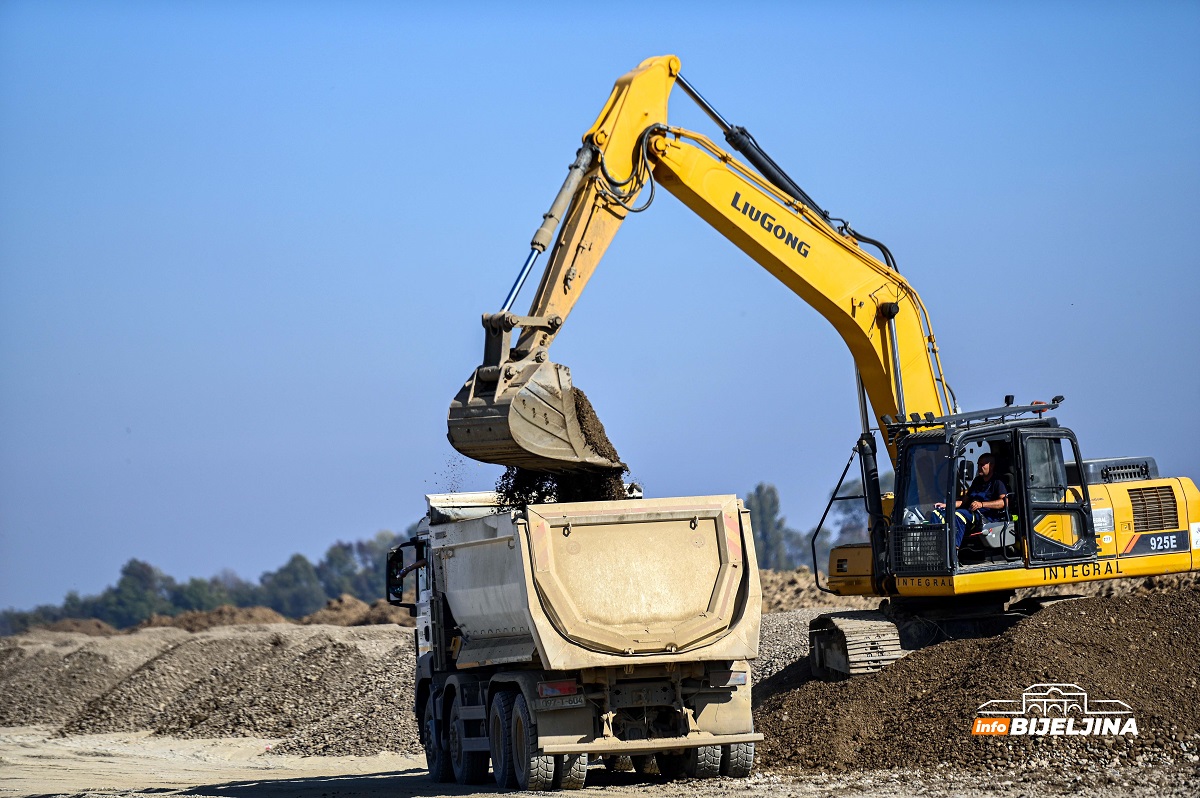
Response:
447,55,1199,676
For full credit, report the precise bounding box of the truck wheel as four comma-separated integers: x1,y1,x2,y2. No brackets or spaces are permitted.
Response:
720,742,755,777
685,745,722,778
489,691,518,788
449,693,489,785
630,754,659,775
422,696,453,783
555,753,587,790
511,693,555,790
655,751,687,779
603,755,634,772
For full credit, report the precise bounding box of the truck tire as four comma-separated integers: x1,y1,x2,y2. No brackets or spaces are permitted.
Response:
720,742,755,777
603,755,634,772
511,693,555,790
555,753,587,790
655,751,687,779
449,693,489,785
489,691,518,788
422,696,453,783
630,754,659,775
685,745,722,778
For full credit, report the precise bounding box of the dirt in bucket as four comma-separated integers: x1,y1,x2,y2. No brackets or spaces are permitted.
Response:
496,387,627,507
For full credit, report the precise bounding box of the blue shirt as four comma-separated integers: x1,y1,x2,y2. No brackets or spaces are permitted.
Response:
966,477,1008,522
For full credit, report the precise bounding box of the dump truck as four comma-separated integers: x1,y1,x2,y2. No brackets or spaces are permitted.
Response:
387,491,762,790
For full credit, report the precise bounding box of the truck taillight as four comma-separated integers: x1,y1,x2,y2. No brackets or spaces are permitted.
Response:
537,680,579,698
708,670,748,688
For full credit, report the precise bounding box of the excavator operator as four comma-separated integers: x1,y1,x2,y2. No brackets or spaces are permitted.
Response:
934,454,1009,547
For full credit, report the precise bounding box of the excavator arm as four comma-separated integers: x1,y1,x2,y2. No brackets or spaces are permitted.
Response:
447,55,955,471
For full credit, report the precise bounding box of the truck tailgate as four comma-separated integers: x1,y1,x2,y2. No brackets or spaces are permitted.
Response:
525,495,750,655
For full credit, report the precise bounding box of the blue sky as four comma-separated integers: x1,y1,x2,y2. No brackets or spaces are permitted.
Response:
2,2,1198,609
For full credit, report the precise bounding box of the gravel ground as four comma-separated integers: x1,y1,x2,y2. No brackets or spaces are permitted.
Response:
3,578,1198,795
1,726,1194,797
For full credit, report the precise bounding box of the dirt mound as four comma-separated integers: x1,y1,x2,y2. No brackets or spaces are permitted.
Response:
495,388,627,507
300,594,415,627
21,624,423,756
136,605,290,633
0,627,188,725
362,598,416,627
754,587,1200,775
300,594,371,625
759,568,878,612
38,618,118,636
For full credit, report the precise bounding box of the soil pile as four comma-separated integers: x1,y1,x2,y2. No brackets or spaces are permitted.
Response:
0,624,422,757
135,605,289,633
0,628,188,725
759,568,877,612
361,598,415,627
300,594,371,625
496,387,627,507
754,587,1200,774
40,618,118,636
299,594,415,628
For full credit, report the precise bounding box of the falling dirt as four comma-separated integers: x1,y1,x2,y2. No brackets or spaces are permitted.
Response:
495,387,627,507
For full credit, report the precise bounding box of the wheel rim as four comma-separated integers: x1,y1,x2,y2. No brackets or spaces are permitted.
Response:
423,704,437,757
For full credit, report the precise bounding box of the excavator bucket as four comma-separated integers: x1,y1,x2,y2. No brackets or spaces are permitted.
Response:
447,358,623,472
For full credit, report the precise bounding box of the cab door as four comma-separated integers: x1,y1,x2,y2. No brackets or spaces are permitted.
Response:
1016,431,1098,566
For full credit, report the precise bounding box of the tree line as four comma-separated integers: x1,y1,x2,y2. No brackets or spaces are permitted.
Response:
0,526,416,635
746,476,893,573
2,481,876,636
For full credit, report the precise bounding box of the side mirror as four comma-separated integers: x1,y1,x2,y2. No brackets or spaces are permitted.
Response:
957,460,975,487
387,539,424,616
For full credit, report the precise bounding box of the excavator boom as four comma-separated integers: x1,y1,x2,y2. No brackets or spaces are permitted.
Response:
448,55,952,471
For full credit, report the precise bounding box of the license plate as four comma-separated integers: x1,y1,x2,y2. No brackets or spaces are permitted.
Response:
533,693,586,712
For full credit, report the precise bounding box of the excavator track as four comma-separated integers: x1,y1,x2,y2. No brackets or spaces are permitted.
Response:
808,611,908,678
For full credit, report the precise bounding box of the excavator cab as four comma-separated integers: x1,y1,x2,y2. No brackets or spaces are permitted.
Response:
886,406,1098,577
